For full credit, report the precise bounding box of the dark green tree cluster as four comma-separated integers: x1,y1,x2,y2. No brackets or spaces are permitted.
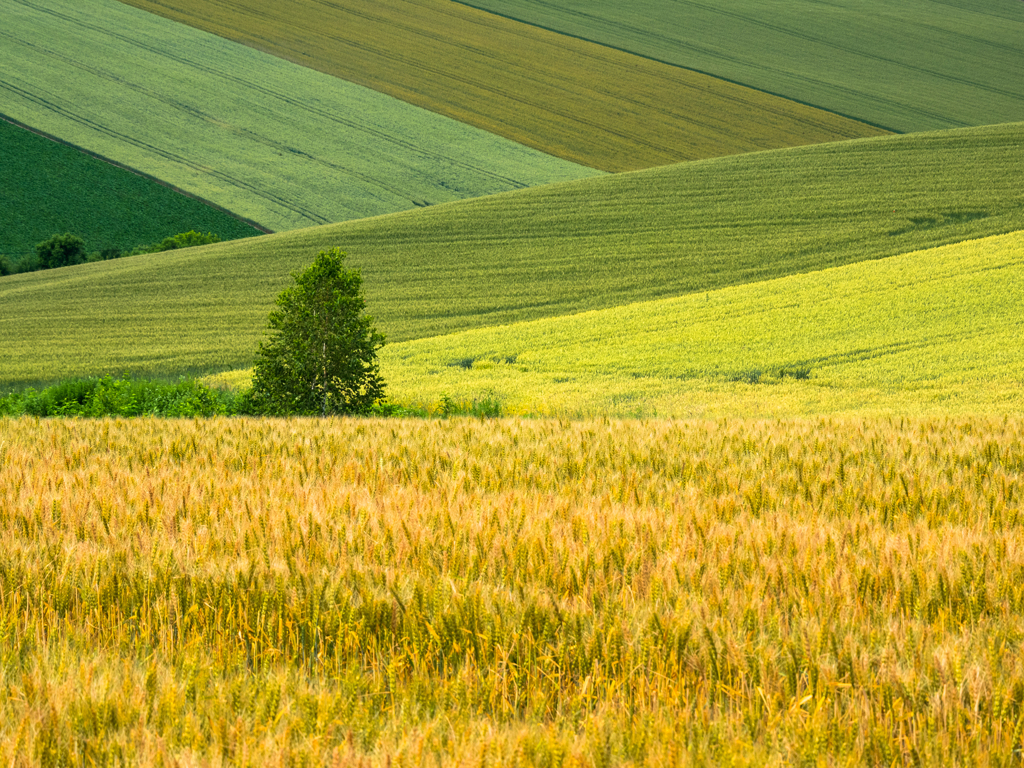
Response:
35,232,87,269
0,230,222,276
246,247,386,416
150,230,222,252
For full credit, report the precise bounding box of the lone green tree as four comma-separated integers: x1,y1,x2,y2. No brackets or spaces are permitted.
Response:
249,247,385,415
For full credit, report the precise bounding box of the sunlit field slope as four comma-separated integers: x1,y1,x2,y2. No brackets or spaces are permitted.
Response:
3,416,1024,764
2,123,1023,389
377,231,1024,417
0,0,599,233
0,118,261,261
116,0,887,172
460,0,1024,133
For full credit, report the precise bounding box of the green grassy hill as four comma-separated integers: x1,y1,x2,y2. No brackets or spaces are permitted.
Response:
1,0,600,233
376,230,1024,417
0,118,261,263
458,0,1024,133
2,123,1023,389
117,0,887,172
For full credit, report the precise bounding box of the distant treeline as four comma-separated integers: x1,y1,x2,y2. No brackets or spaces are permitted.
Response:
0,230,222,276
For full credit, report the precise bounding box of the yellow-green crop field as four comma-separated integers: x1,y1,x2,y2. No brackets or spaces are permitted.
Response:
116,0,886,173
1,0,599,233
369,230,1024,418
2,416,1024,765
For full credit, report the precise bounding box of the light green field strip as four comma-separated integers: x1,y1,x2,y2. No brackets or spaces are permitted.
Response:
2,123,1023,389
372,231,1024,417
0,0,601,233
460,0,1024,133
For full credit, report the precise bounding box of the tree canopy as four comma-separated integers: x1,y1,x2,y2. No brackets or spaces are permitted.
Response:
35,232,86,269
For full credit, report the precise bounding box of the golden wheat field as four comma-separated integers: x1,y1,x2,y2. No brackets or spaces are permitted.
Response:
2,416,1024,766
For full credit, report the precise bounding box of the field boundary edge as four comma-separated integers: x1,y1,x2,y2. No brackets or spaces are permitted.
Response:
449,0,899,135
0,112,274,235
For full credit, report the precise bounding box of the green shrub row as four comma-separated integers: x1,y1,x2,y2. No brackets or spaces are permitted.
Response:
0,376,500,419
0,231,222,276
0,376,237,418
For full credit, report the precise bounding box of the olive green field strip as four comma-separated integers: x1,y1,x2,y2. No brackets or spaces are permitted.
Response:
0,0,600,234
0,118,261,258
3,416,1024,764
2,122,1023,389
116,0,887,172
375,231,1024,418
459,0,1024,134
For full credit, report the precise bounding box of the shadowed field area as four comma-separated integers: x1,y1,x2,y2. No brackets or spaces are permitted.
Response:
0,117,261,262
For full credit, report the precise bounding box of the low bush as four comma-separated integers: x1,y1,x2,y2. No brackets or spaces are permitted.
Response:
436,392,503,418
148,230,221,252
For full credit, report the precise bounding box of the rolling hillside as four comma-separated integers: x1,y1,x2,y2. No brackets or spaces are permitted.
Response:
116,0,887,172
4,0,1024,757
2,123,1022,389
0,118,261,262
0,0,600,233
377,231,1024,417
459,0,1024,133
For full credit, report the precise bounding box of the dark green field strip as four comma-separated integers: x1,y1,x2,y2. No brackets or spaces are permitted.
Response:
1,0,599,233
116,0,887,172
0,117,262,259
457,0,1024,133
2,123,1023,387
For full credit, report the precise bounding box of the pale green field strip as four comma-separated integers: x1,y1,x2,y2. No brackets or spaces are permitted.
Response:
372,231,1024,418
2,123,1023,388
0,0,600,233
117,0,887,173
459,0,1024,133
